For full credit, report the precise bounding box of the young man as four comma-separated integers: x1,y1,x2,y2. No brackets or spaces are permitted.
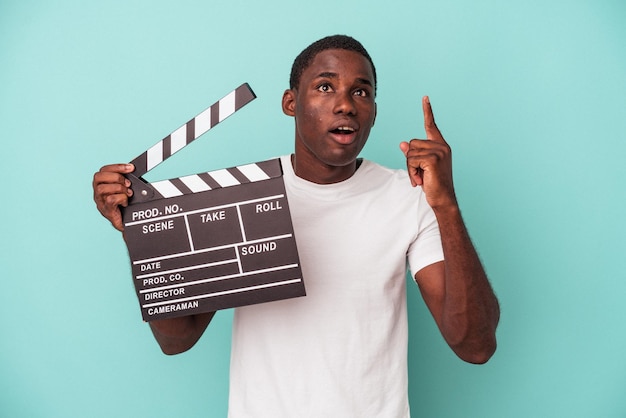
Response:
93,35,499,417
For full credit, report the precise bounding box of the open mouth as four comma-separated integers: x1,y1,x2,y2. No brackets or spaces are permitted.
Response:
330,126,355,135
329,126,357,145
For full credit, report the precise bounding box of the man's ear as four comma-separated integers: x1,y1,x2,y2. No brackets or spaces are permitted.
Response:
282,89,296,116
373,102,377,126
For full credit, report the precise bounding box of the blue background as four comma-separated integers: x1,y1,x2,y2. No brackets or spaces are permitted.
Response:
1,1,625,416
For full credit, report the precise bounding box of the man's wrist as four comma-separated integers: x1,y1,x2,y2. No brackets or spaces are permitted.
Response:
431,202,461,220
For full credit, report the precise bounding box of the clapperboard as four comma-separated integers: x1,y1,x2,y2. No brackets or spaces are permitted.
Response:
121,83,305,321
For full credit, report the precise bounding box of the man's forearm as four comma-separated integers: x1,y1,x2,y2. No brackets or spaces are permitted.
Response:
434,205,500,364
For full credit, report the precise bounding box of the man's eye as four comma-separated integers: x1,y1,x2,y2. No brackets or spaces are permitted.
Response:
317,84,332,92
354,89,368,97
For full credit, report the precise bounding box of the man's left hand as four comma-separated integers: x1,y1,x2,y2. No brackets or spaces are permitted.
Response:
399,96,457,210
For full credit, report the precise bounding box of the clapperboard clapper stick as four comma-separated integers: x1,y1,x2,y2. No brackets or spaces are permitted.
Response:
121,83,305,321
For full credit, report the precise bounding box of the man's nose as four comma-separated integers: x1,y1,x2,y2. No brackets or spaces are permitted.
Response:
333,91,356,115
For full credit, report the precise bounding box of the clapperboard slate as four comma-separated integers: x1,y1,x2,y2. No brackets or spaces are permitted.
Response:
121,83,305,321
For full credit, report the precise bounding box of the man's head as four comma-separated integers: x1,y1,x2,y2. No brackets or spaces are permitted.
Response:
282,36,377,184
289,35,377,93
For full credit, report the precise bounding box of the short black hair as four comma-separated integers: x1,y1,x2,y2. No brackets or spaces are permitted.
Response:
289,35,377,92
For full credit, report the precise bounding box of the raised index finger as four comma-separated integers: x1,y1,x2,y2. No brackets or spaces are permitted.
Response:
422,96,445,142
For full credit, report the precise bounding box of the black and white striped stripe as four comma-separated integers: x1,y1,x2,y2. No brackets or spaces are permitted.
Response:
130,83,256,177
149,159,282,198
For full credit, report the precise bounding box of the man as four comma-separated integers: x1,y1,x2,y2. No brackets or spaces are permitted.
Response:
93,35,499,417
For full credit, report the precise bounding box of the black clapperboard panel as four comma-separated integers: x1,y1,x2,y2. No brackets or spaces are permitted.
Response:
121,84,305,321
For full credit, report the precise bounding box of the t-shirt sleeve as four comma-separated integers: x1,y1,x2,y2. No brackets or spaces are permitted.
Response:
407,192,444,277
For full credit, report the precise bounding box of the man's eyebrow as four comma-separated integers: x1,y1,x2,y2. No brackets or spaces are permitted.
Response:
315,72,374,87
356,77,373,87
316,72,338,79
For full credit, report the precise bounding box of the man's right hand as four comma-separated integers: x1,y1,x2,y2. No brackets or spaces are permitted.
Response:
93,163,135,231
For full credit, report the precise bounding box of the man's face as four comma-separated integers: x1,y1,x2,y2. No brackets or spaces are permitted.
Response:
283,49,377,183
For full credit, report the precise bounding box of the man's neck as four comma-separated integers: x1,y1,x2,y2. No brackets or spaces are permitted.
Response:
290,154,362,184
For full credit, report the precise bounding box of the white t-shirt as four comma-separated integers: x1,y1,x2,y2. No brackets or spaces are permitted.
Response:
227,155,444,417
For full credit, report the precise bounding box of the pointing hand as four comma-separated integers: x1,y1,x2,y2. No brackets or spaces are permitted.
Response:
399,96,457,210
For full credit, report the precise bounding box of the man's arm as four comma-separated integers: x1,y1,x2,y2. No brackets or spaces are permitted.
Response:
93,164,215,354
149,313,216,355
400,97,500,364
